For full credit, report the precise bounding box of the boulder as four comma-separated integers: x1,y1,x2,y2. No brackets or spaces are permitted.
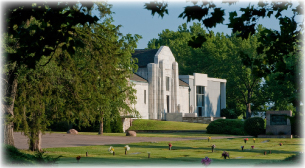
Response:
126,130,136,137
67,129,78,135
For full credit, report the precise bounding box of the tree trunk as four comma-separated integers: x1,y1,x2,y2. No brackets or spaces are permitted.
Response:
98,117,103,135
29,130,42,151
246,103,251,119
3,121,14,146
246,89,252,119
3,72,18,146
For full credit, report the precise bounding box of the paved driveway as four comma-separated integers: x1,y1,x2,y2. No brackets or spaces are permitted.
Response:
13,132,252,150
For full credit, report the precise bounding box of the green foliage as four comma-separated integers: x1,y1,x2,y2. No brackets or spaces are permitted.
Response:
4,145,61,165
48,121,73,132
206,119,245,135
111,115,123,133
244,117,265,136
4,145,34,164
220,109,238,119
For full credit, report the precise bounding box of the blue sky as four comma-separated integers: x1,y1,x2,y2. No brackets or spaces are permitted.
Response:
103,0,303,49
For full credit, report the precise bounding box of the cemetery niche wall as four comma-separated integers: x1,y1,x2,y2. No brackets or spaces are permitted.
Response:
265,110,292,136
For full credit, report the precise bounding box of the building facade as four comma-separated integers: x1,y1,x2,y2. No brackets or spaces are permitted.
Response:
128,46,227,120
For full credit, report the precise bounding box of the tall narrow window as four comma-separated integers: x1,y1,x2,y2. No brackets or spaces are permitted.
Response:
166,77,170,91
196,86,205,107
144,90,146,104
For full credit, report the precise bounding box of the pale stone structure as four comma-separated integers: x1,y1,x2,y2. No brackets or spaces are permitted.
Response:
265,110,292,135
124,46,227,124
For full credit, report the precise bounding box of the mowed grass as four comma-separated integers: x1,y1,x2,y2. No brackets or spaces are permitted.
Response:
24,138,303,167
128,119,208,130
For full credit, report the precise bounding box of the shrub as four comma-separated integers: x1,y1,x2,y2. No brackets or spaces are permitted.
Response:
4,145,61,165
244,117,265,136
111,115,123,133
220,109,238,119
4,145,34,164
206,119,245,135
49,121,72,132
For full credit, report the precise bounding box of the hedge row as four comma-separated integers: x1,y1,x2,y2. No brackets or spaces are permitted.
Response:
48,115,123,133
206,119,245,135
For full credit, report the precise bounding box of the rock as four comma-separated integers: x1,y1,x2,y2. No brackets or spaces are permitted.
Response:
67,129,78,134
126,131,136,136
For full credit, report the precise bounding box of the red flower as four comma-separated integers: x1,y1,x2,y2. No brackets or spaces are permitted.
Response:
168,143,172,147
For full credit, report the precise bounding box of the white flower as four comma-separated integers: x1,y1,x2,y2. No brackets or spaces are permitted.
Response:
108,146,114,153
124,145,130,151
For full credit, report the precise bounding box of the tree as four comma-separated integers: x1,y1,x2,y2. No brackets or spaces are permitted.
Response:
144,1,303,118
72,19,141,135
8,2,141,151
3,1,100,146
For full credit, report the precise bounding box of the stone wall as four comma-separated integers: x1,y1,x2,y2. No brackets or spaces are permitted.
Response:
266,110,292,135
178,86,189,113
122,118,133,132
182,117,225,124
133,82,149,119
165,113,183,122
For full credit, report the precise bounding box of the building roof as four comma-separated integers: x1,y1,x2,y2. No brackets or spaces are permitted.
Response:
132,49,159,68
130,73,148,82
179,79,189,87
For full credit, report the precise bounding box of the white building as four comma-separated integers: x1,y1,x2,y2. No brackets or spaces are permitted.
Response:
127,46,226,122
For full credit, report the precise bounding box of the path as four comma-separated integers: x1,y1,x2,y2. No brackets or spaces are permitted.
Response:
13,132,253,150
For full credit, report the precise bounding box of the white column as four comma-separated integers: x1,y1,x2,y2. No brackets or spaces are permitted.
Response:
220,82,226,110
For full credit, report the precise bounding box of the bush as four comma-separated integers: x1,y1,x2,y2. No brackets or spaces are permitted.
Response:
4,145,61,165
244,117,265,136
49,121,72,132
4,145,34,164
221,109,238,119
206,119,245,135
111,115,123,133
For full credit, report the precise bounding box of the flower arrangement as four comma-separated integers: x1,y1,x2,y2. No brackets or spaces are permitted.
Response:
253,138,256,143
244,138,248,143
108,146,114,154
208,137,211,142
251,146,255,149
221,151,230,159
168,143,172,150
241,146,244,151
201,157,212,166
76,156,81,163
124,145,130,151
124,145,130,155
279,143,283,146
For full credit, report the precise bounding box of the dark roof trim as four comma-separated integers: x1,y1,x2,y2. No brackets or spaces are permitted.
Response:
132,49,159,68
179,79,189,87
130,73,148,83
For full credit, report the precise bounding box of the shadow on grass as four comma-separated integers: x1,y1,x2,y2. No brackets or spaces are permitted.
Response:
56,156,302,167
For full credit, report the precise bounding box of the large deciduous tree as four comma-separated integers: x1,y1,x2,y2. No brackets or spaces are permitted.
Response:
3,1,99,146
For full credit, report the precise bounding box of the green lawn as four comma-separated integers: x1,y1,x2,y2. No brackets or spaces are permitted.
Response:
128,119,208,130
22,137,303,167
